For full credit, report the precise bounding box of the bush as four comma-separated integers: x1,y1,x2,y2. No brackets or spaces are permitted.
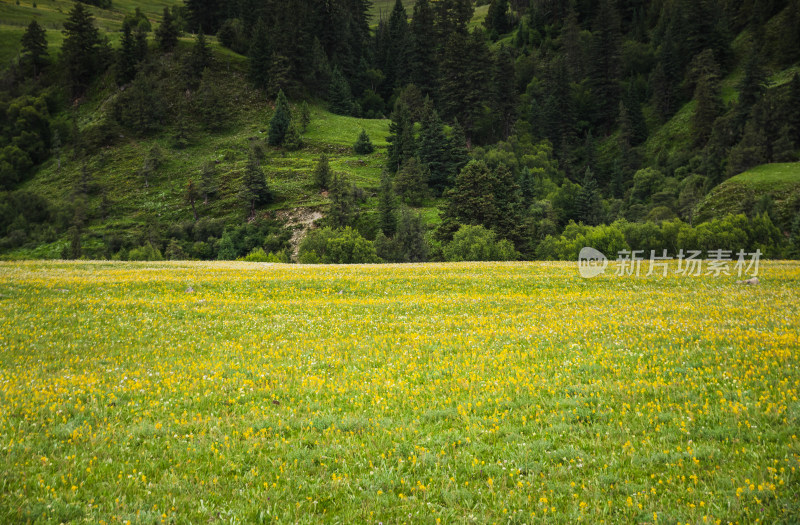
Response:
128,242,163,261
298,226,379,264
443,225,519,262
353,129,374,154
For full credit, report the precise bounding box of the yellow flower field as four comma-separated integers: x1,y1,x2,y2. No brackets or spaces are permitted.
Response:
0,260,799,523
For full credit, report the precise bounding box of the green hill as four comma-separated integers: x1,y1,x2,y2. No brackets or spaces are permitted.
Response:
694,162,800,231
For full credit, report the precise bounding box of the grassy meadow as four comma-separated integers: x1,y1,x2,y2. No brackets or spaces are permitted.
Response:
1,260,799,523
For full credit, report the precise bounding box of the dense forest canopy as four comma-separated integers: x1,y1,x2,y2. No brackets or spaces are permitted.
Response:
1,0,799,262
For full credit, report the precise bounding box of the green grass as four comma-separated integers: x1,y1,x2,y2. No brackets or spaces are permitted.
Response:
0,260,799,523
694,162,800,229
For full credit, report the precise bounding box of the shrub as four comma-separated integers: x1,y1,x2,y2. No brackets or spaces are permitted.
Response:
443,225,519,262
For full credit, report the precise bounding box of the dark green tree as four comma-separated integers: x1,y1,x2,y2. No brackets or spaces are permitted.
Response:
328,67,354,116
353,129,374,154
409,0,438,96
185,179,200,221
313,154,332,190
239,154,272,219
185,0,223,35
328,173,354,228
116,23,138,85
394,207,428,262
268,90,292,146
590,0,622,132
155,7,179,52
577,167,602,226
784,73,800,147
485,0,511,38
200,161,217,204
386,100,416,172
61,2,109,96
416,104,450,194
300,101,311,132
184,32,211,86
690,50,722,147
394,157,430,206
20,19,48,77
248,18,271,91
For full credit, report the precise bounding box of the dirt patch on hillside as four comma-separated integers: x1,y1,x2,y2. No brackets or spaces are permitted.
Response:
277,208,324,260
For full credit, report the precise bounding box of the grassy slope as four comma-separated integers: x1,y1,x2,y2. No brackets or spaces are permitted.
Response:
694,162,800,229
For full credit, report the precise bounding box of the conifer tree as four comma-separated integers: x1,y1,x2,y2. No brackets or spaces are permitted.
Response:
417,104,450,194
328,67,354,116
394,207,428,262
239,154,272,219
313,154,332,191
155,7,179,52
185,32,211,86
386,0,411,90
485,0,511,38
62,2,109,96
248,19,271,91
354,129,375,154
268,90,292,146
185,179,200,221
577,167,602,226
394,157,430,206
300,102,311,132
116,22,138,86
20,19,48,77
387,101,416,172
690,50,722,147
590,0,622,131
328,173,354,228
409,0,438,96
784,73,800,146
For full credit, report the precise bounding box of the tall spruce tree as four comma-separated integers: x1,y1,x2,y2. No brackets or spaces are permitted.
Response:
268,90,292,146
409,0,438,96
155,7,179,52
485,0,511,38
378,170,397,236
313,154,332,191
690,50,722,147
62,2,109,96
239,154,272,219
328,67,354,116
590,0,622,132
20,19,48,77
387,100,416,172
416,103,450,194
116,23,138,86
248,19,271,91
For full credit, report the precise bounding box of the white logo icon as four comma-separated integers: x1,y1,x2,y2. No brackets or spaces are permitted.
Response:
578,247,607,278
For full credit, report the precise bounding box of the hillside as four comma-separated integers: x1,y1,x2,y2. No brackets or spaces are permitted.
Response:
2,0,800,263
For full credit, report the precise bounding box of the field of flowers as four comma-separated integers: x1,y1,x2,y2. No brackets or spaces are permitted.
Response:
1,260,799,524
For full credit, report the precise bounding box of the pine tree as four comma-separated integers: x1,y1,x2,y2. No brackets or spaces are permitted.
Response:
353,129,375,154
284,121,303,151
394,207,428,262
773,125,797,162
394,157,430,206
577,167,602,226
328,173,354,228
386,101,416,172
62,2,109,96
409,0,438,96
485,0,511,38
155,7,179,52
185,32,211,86
328,67,354,116
446,119,470,180
590,0,622,132
268,90,292,146
438,30,491,138
386,0,411,90
248,18,271,91
300,101,311,132
195,68,227,132
785,73,800,147
378,170,397,236
313,154,332,191
492,48,517,140
690,50,722,147
239,154,272,219
116,23,138,86
185,0,222,35
20,19,48,77
434,0,474,42
267,53,292,98
416,103,450,194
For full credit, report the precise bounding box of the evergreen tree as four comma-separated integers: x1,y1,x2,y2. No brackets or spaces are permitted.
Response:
134,25,148,63
328,67,354,116
485,0,511,38
353,129,375,154
267,53,292,98
438,30,491,138
386,0,411,90
690,50,722,147
116,23,138,86
446,119,470,179
590,0,622,132
378,170,397,236
307,37,331,98
20,19,48,77
785,73,800,147
268,90,292,146
239,154,272,219
195,67,227,132
773,125,797,162
284,121,303,151
492,48,517,140
328,173,354,228
386,100,416,172
394,207,428,262
313,154,332,191
577,167,602,226
434,0,474,42
248,18,271,91
394,157,430,206
416,104,450,194
185,32,211,86
155,7,179,52
737,46,767,120
300,101,311,132
185,0,222,35
409,0,438,96
62,2,109,96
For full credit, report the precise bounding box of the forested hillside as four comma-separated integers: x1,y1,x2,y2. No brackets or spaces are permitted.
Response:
2,0,800,262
